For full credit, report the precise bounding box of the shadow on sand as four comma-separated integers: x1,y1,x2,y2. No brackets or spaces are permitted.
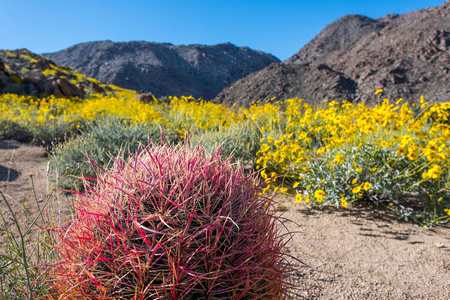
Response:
0,165,19,182
0,140,20,150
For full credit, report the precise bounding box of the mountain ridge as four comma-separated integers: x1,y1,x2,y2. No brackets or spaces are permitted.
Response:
43,41,280,100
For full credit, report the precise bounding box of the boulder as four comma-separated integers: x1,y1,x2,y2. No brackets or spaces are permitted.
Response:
56,78,85,98
38,76,85,98
38,77,56,95
31,59,52,71
134,92,157,103
91,82,105,94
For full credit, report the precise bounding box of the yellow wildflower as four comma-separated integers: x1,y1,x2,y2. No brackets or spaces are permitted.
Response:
352,185,362,194
334,153,345,164
397,147,407,156
422,165,441,180
314,190,326,203
316,147,325,154
407,145,419,161
380,141,390,148
428,165,442,179
260,170,268,179
363,182,372,191
436,152,446,162
340,195,348,208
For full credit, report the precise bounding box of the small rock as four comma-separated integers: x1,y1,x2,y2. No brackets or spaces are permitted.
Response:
135,92,157,104
90,82,105,94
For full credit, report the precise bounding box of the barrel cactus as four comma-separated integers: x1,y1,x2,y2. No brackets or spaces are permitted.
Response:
49,142,296,299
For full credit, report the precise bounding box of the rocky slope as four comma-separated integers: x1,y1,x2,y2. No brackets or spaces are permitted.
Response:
214,1,450,106
0,49,118,98
213,63,357,107
284,14,389,66
43,41,280,100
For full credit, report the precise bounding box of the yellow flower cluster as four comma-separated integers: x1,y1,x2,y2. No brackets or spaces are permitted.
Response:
0,93,164,128
254,96,450,224
1,90,449,225
0,94,81,126
422,165,442,180
0,93,246,142
165,96,243,136
314,190,326,203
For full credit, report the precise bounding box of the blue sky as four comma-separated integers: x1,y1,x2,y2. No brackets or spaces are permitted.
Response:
0,0,446,61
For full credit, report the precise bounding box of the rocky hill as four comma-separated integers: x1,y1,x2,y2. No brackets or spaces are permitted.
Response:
0,49,123,98
43,41,280,100
285,14,389,66
214,1,450,106
212,63,357,107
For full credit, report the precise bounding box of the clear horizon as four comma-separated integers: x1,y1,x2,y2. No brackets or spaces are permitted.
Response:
0,0,446,61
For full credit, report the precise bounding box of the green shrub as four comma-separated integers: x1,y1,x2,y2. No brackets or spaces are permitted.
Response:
191,121,261,167
50,116,164,189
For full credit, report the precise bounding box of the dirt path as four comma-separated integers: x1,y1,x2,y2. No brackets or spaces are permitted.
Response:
0,139,50,242
1,139,449,299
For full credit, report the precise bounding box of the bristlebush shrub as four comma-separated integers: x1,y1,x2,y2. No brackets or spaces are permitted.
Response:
49,116,163,189
47,142,295,299
0,120,34,142
191,121,262,168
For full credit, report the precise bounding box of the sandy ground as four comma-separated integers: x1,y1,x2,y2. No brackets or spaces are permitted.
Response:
0,139,49,240
277,199,450,299
0,139,71,250
1,139,449,299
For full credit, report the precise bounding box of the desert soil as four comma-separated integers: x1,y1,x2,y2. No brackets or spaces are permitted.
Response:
1,139,449,299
